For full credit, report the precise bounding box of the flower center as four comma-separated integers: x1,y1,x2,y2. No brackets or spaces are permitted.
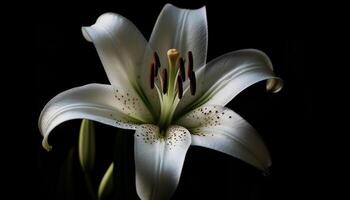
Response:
149,49,196,133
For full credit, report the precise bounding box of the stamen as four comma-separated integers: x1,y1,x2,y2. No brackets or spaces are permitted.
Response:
162,68,168,94
178,58,186,82
153,52,160,76
153,52,160,68
149,63,155,89
189,72,196,95
187,51,193,78
177,75,183,99
154,64,158,78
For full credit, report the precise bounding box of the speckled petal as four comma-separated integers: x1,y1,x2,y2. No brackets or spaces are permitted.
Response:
177,105,271,171
39,84,153,151
134,124,191,200
82,13,160,116
175,49,283,116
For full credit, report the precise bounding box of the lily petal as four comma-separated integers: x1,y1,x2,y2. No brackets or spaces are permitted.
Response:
177,105,271,171
135,124,191,200
82,13,160,115
176,49,283,116
149,4,208,71
39,84,152,151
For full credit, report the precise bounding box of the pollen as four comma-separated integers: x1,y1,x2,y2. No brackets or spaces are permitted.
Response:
187,51,193,78
189,72,196,95
178,57,186,81
162,68,168,94
149,63,155,89
153,52,160,69
177,75,183,99
153,52,160,76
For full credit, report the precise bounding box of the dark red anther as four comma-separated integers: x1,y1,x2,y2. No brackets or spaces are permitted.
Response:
153,52,160,77
189,72,196,95
162,69,168,94
150,63,155,89
154,63,158,78
153,52,160,69
187,68,192,78
187,51,193,78
178,57,186,82
177,75,183,99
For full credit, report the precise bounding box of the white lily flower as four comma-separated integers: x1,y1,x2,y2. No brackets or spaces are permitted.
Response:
38,4,283,200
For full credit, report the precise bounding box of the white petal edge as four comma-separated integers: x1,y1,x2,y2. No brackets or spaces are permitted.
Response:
176,49,283,116
82,13,160,115
149,4,208,72
39,84,153,151
177,105,271,171
134,124,191,200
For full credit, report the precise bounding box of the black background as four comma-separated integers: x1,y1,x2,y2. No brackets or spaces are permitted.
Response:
20,0,309,199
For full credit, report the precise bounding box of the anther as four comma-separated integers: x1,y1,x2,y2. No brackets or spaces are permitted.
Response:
153,52,160,77
154,65,158,77
189,72,196,95
153,52,160,68
177,75,183,99
162,68,168,94
149,63,155,89
178,58,186,82
187,51,193,78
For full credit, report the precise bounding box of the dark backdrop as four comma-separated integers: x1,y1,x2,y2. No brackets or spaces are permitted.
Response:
26,0,309,199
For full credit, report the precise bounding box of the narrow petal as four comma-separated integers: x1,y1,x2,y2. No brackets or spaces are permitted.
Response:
39,84,152,151
82,13,160,115
177,105,271,171
176,49,283,116
134,124,191,200
149,4,208,71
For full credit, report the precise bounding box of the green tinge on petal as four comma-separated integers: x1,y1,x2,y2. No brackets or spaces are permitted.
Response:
79,119,96,172
98,163,114,200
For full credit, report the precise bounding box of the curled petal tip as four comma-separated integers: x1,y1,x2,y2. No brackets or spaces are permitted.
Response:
42,138,52,152
81,26,93,42
266,78,283,93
